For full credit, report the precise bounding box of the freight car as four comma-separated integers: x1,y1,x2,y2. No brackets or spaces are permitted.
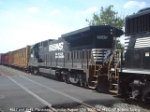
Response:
28,25,123,93
1,53,9,65
113,8,150,101
1,46,30,70
0,53,2,65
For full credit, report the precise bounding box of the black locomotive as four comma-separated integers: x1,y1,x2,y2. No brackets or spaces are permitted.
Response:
28,25,123,92
116,8,150,101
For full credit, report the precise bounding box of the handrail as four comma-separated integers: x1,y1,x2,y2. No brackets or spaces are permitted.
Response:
88,50,93,77
114,49,121,79
107,50,115,80
88,49,104,78
88,50,93,65
94,49,102,76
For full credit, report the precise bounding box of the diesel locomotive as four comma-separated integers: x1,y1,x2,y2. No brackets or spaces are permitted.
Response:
28,25,123,93
115,8,150,101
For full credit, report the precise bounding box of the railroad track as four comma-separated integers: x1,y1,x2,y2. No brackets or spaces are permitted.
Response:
43,103,99,112
22,104,99,112
0,65,29,76
1,66,150,112
13,104,99,112
0,65,16,76
0,66,100,112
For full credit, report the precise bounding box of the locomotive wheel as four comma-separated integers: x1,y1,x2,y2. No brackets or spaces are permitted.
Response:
83,82,89,88
63,73,70,84
142,87,150,103
33,68,38,75
66,76,70,84
144,93,150,104
79,79,88,88
55,71,63,81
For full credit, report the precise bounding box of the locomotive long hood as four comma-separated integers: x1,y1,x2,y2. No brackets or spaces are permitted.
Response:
61,25,123,40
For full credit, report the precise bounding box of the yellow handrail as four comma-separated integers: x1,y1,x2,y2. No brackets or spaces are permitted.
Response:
88,50,93,77
88,50,93,65
88,49,103,78
94,49,102,76
107,50,115,80
114,49,121,79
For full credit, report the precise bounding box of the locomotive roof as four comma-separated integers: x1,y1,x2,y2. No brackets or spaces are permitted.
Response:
61,25,123,40
33,39,54,45
125,7,150,19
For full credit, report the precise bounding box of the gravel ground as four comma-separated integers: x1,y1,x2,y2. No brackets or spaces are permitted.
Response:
49,101,150,112
94,102,150,112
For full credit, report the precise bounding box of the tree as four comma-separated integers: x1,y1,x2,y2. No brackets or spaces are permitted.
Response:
116,39,123,49
86,5,124,49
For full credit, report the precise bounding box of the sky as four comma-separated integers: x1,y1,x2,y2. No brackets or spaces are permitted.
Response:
0,0,150,53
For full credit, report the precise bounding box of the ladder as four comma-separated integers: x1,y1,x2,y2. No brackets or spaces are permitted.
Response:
88,49,102,89
108,49,121,94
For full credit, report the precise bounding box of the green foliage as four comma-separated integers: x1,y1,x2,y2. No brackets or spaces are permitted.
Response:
86,5,124,49
86,5,125,49
86,5,124,30
116,39,124,49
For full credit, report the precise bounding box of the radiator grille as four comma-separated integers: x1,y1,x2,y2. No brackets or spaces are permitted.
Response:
135,36,150,48
92,49,111,62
